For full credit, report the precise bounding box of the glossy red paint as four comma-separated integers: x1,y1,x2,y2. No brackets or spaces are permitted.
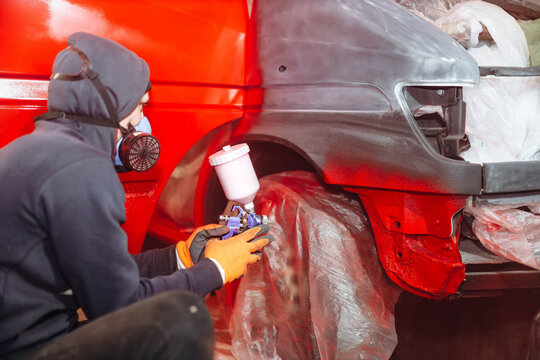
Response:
0,0,249,253
347,187,467,298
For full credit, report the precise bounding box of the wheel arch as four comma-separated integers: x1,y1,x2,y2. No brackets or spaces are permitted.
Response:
198,133,319,225
148,121,320,242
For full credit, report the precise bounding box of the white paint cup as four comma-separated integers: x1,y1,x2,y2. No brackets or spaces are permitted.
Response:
208,143,260,212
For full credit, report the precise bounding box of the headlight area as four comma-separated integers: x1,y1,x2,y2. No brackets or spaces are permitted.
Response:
403,86,470,160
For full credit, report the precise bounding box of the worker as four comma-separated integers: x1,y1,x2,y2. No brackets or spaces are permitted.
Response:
0,32,271,360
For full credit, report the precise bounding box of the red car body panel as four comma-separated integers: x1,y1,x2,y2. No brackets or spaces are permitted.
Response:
0,0,248,253
351,189,468,298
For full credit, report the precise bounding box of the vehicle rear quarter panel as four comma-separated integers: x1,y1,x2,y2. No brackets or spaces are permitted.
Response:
243,0,482,195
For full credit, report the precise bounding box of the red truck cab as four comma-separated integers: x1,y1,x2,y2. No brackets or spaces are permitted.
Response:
0,0,248,253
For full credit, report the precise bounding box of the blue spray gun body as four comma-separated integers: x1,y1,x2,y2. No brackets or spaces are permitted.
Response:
220,204,268,239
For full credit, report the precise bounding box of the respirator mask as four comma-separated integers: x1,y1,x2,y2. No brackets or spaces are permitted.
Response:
34,45,160,172
114,116,160,172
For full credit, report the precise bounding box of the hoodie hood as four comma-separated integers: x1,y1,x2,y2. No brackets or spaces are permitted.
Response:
47,32,150,156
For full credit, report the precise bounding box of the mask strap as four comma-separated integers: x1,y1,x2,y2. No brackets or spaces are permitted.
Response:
34,111,117,128
36,46,120,128
119,123,134,137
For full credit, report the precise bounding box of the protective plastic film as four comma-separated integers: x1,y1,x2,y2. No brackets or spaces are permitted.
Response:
394,0,461,20
435,1,530,66
228,171,401,360
434,1,540,272
434,1,540,163
466,201,540,270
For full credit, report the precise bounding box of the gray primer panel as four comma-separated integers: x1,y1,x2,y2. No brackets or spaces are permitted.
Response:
262,84,392,112
241,110,483,194
484,162,540,193
253,0,479,110
243,0,482,195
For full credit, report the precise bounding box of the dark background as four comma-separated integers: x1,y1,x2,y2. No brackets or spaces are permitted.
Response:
391,291,540,360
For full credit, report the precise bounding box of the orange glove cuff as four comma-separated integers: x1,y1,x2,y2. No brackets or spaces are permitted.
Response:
176,241,194,268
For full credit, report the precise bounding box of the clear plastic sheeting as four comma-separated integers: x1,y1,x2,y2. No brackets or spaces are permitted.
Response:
394,0,461,21
433,1,540,163
435,1,530,65
431,1,540,271
460,75,540,163
227,171,401,360
465,201,540,270
398,1,540,163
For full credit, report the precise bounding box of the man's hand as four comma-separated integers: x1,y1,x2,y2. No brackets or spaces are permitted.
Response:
204,224,273,284
176,224,229,268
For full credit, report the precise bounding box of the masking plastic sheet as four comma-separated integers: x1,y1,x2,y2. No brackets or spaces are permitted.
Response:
432,1,540,271
434,1,540,163
394,0,461,20
465,202,540,270
398,1,540,164
227,171,401,360
435,1,530,65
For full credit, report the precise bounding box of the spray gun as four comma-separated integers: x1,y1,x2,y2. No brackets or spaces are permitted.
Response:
208,144,268,239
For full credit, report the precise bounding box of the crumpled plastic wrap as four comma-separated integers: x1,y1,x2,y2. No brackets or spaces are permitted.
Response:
465,201,540,270
434,1,540,163
394,0,462,21
431,1,540,272
435,1,530,65
460,74,540,163
227,171,401,360
399,2,540,157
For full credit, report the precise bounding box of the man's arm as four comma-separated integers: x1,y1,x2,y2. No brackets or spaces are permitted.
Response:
131,245,177,278
39,157,222,319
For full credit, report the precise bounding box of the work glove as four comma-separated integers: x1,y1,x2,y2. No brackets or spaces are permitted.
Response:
204,224,273,284
176,224,229,268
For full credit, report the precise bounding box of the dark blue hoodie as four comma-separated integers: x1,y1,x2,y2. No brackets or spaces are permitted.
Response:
0,32,222,355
